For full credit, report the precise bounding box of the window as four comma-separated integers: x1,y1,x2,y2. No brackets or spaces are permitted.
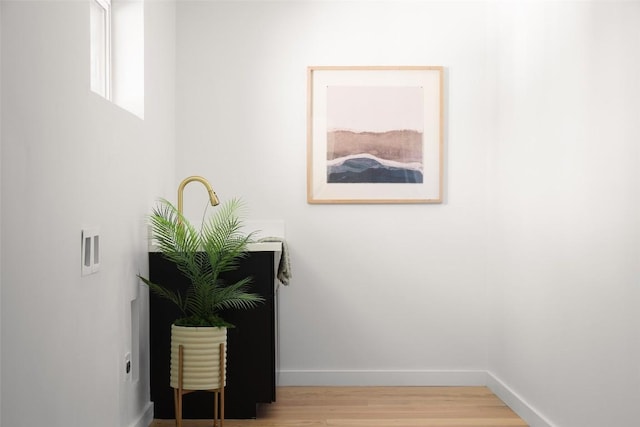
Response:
90,0,111,99
90,0,144,118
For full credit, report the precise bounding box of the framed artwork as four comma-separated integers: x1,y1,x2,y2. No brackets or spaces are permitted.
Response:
307,66,444,204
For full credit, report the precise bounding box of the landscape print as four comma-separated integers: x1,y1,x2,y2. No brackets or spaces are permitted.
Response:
326,85,424,184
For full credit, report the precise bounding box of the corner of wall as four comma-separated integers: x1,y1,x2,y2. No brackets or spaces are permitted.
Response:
486,372,555,427
128,401,153,427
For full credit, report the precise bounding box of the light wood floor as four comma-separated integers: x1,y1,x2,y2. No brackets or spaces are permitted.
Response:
149,386,528,427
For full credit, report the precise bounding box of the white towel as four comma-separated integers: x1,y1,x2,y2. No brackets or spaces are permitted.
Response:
257,237,291,286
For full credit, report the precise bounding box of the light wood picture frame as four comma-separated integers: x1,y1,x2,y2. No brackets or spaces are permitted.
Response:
307,66,444,204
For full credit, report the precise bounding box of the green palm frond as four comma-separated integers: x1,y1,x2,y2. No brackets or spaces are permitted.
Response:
148,199,203,284
137,275,186,314
139,198,262,327
201,198,255,277
211,277,265,311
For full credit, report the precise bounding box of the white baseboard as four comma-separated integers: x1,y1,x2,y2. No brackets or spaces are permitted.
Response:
486,372,555,427
277,369,488,386
129,401,154,427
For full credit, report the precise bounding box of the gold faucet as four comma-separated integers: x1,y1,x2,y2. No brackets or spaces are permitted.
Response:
177,176,220,216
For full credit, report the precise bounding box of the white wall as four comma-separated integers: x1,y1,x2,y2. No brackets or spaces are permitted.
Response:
0,1,176,426
176,0,494,385
1,1,638,427
176,1,640,426
487,2,640,427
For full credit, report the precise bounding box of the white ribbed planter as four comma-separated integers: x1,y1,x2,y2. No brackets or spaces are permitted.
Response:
170,325,227,390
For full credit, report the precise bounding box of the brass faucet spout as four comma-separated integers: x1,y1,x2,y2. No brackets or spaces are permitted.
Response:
177,176,220,217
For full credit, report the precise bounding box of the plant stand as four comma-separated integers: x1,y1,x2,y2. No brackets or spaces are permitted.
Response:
173,343,225,427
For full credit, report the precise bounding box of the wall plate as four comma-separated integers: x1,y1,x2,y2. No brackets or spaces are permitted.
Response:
81,228,100,276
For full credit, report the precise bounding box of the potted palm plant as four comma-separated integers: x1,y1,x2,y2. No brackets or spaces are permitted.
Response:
138,198,263,394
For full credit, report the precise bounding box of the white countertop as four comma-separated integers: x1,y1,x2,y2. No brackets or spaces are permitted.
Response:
246,241,282,252
148,241,282,253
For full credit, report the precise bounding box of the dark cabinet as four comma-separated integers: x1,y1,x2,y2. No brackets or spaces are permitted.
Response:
148,249,278,419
